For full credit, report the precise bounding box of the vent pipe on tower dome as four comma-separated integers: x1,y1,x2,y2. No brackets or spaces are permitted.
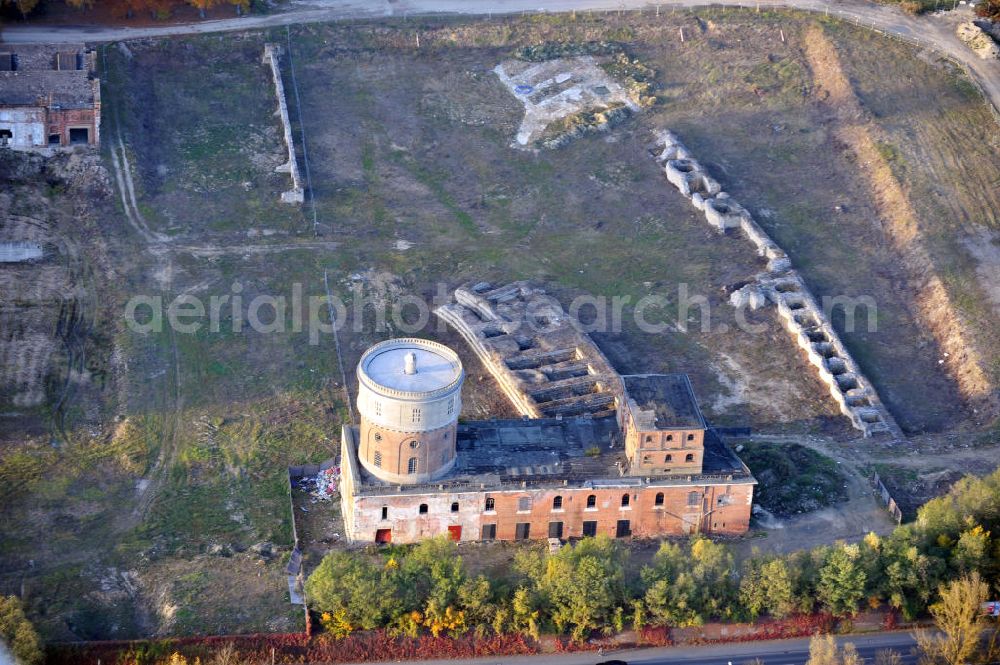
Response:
404,351,417,375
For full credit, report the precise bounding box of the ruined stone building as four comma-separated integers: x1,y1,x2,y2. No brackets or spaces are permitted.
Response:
340,288,756,544
0,44,101,150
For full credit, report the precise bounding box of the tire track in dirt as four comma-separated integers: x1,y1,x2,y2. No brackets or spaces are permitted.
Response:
803,23,997,418
100,47,341,528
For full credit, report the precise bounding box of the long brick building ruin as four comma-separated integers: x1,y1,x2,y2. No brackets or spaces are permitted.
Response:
0,44,101,151
339,282,756,544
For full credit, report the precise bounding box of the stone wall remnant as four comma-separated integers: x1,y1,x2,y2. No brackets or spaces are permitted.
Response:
262,44,305,204
434,281,624,421
650,130,899,439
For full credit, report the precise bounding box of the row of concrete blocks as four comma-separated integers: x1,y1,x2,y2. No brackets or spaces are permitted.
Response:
262,44,305,205
654,130,792,274
766,273,892,436
651,129,896,439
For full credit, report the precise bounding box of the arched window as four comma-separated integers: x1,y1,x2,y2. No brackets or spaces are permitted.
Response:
685,453,694,462
374,432,382,441
484,497,495,511
666,434,674,442
654,492,664,507
586,494,597,509
621,494,630,508
687,433,695,441
665,454,673,462
407,457,418,474
373,451,382,468
553,495,563,510
642,455,651,464
645,435,653,443
451,501,459,512
419,503,428,514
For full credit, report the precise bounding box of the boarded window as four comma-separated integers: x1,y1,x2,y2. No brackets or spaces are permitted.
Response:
616,519,631,538
515,523,530,540
582,520,597,537
548,521,563,539
481,523,496,540
687,491,700,507
518,496,532,512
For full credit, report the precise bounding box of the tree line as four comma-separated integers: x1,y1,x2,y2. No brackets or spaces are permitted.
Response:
1,0,253,21
306,466,1000,647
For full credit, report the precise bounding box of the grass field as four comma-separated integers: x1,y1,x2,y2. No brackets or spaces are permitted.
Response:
1,7,999,640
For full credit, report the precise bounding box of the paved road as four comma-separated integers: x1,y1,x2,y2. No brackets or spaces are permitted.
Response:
1,0,998,118
341,632,919,665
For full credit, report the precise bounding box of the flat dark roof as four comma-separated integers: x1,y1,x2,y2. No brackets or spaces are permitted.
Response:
622,374,706,430
0,44,95,108
349,417,752,496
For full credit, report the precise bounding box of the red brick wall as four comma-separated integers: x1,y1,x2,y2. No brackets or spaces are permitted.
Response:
480,485,751,540
47,107,97,146
624,410,705,475
346,482,753,544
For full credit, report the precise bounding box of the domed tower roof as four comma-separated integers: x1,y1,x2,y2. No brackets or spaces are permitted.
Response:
358,338,463,400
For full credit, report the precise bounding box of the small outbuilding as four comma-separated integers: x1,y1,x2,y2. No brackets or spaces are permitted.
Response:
0,44,101,151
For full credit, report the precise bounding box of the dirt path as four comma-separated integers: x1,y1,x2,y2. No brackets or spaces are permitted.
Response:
2,0,997,124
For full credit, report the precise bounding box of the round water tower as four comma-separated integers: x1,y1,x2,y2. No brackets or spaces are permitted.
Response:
356,338,464,484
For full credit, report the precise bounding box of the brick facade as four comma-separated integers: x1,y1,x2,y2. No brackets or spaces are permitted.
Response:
358,420,457,483
46,105,100,148
625,424,704,475
341,426,754,544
